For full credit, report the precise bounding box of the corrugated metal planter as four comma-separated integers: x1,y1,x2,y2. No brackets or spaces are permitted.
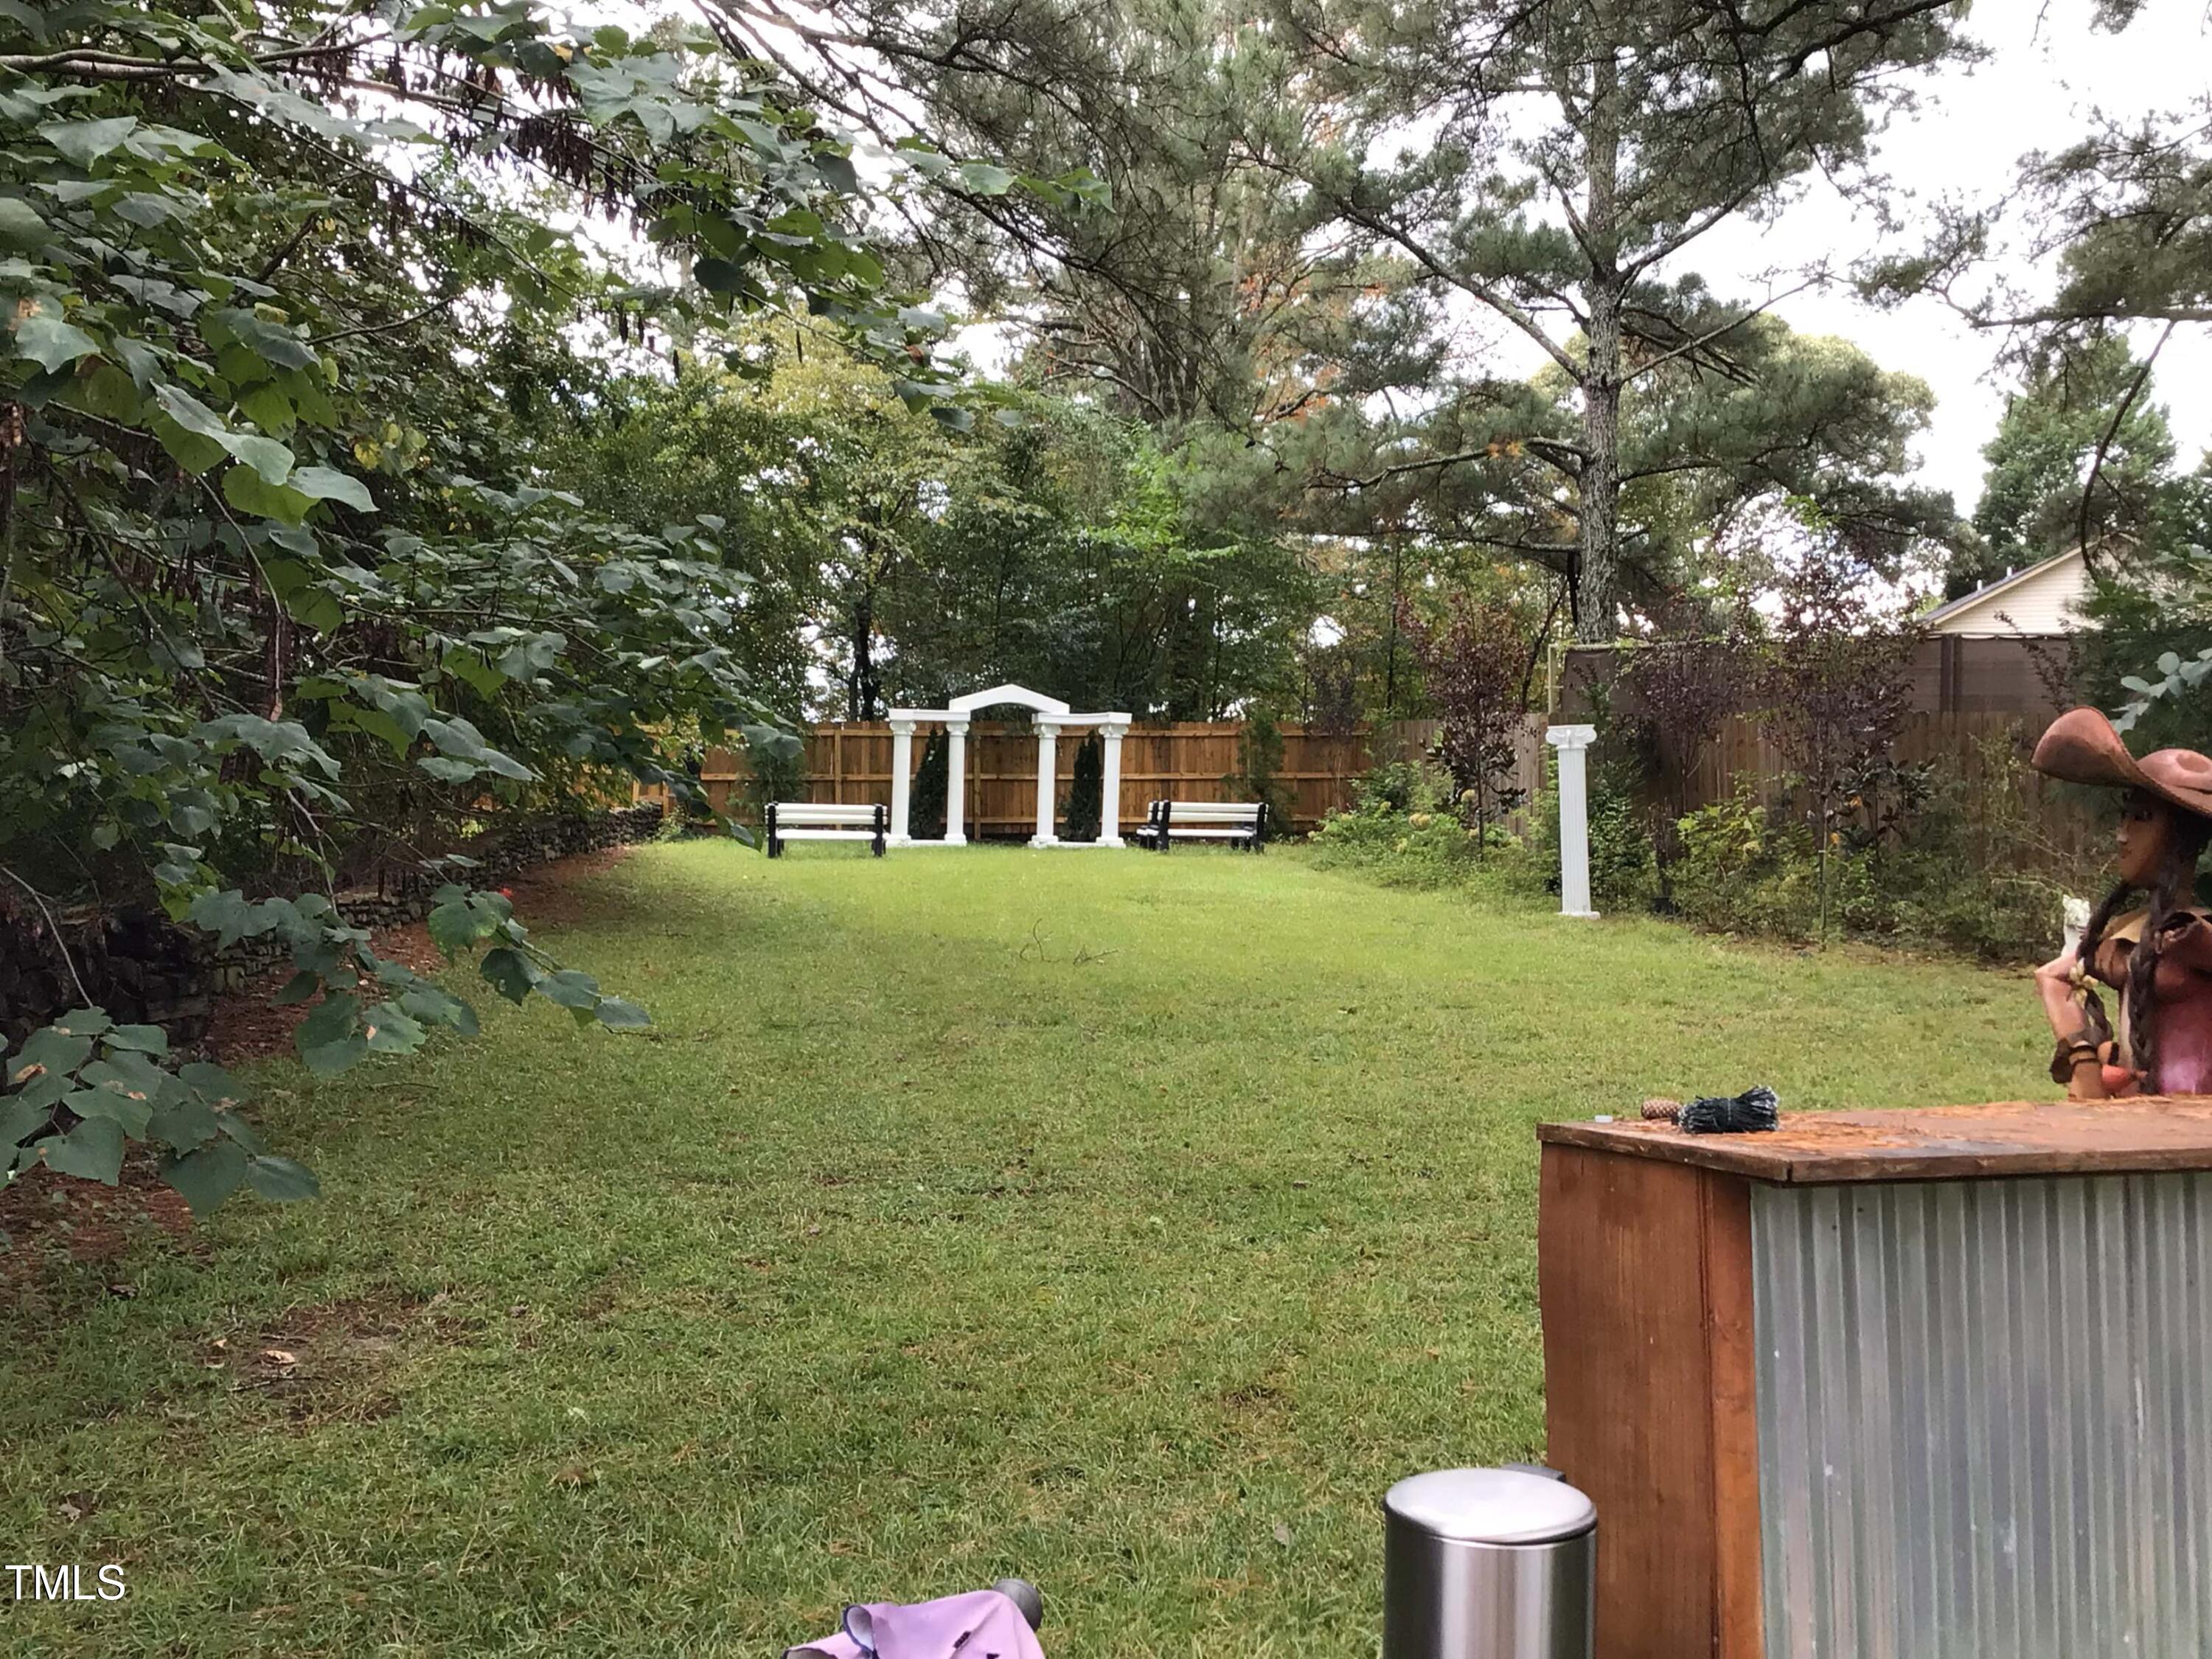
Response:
1537,1102,2212,1659
1754,1174,2212,1658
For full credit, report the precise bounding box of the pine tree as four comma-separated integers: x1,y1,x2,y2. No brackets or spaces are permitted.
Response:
1273,0,1970,638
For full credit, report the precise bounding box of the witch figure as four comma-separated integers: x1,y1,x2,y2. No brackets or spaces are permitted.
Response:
2032,707,2212,1099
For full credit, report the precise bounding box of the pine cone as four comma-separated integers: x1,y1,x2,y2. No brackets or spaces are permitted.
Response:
1641,1096,1682,1122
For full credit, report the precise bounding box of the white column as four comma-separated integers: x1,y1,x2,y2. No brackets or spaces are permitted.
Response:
1546,723,1599,919
888,718,915,844
1098,722,1127,847
943,720,968,845
1032,720,1060,846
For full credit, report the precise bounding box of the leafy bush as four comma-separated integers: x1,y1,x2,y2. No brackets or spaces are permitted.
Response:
1234,709,1296,838
1354,759,1458,815
1668,734,2099,960
3,1009,312,1216
1307,799,1497,888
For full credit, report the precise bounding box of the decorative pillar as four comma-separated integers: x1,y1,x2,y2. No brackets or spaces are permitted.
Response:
1032,720,1060,846
943,720,969,845
1098,722,1127,847
887,718,916,844
1545,723,1598,919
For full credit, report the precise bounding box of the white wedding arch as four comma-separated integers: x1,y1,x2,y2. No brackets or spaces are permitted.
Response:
885,684,1133,848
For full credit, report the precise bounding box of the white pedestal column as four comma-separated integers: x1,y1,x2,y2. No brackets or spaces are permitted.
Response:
1099,723,1127,847
1032,720,1060,846
1546,723,1599,919
888,718,915,844
943,720,968,845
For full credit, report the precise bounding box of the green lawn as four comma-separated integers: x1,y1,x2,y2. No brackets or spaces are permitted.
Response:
2,844,2044,1657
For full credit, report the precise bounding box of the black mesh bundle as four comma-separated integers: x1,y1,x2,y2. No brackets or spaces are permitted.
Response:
1677,1084,1780,1135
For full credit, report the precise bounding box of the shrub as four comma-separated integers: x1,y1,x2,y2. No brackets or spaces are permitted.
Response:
1234,709,1296,838
1307,797,1498,889
1062,734,1105,842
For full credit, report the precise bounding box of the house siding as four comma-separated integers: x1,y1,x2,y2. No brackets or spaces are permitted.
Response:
1927,554,2091,636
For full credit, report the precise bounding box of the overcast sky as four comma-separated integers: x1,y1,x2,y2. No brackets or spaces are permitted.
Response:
1647,0,2212,516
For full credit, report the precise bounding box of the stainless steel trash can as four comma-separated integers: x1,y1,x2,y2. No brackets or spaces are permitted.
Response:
1382,1467,1596,1659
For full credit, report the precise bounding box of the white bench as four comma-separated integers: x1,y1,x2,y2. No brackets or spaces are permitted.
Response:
765,801,888,858
1132,799,1268,852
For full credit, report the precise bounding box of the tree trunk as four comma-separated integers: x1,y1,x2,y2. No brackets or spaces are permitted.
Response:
848,588,878,721
1575,38,1624,645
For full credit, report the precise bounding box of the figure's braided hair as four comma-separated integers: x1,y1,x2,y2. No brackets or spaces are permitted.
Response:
2073,796,2212,1089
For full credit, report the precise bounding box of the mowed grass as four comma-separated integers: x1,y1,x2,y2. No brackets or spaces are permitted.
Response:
2,843,2043,1657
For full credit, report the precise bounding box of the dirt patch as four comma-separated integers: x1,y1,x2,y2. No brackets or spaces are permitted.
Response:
500,842,639,925
0,1153,198,1307
201,1288,480,1426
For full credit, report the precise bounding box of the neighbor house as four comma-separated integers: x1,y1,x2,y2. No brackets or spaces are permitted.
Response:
1912,547,2092,716
1919,546,2093,638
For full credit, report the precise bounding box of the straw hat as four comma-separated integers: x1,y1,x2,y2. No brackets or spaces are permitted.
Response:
2032,707,2212,821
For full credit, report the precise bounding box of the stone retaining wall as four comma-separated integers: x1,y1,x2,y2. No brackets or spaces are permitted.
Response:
1,803,664,1048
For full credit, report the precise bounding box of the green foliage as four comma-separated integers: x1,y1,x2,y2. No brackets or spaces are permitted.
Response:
1062,732,1105,843
1232,709,1294,838
1281,0,1969,638
1304,797,1496,888
2074,478,2212,745
1312,761,1526,888
1,1006,310,1215
1962,336,2175,594
545,357,1317,719
1666,732,2102,963
908,729,950,841
0,0,1096,1211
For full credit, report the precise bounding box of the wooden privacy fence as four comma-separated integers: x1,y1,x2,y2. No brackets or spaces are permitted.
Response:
1681,709,2101,857
636,717,1545,838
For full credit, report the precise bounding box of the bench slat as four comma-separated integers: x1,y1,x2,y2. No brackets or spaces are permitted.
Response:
771,804,885,823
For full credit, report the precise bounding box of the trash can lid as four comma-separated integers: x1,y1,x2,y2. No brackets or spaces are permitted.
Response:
1382,1467,1596,1545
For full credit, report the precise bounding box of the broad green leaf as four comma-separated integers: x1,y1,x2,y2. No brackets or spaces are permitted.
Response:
13,313,100,372
177,1062,247,1108
209,307,319,372
43,1117,125,1184
0,195,45,251
291,466,375,512
11,1027,91,1083
244,1155,319,1202
957,161,1018,195
299,1036,369,1077
361,1003,426,1053
271,970,320,1006
101,1023,168,1055
38,115,139,167
398,984,479,1037
0,1096,50,1149
426,894,489,954
162,1140,248,1214
594,997,650,1030
51,1009,112,1039
77,1051,167,1100
540,968,601,1009
296,991,359,1051
223,463,316,526
479,946,541,1004
64,1085,154,1138
145,1093,223,1155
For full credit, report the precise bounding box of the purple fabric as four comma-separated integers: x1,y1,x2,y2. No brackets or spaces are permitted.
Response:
784,1590,1043,1659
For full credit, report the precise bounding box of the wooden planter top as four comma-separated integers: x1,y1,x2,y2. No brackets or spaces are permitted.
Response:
1537,1098,2212,1184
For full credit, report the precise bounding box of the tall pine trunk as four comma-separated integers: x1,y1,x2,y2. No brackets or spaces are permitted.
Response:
1575,38,1624,645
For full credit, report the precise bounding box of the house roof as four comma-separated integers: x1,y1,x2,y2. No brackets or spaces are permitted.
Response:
1919,546,2088,635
